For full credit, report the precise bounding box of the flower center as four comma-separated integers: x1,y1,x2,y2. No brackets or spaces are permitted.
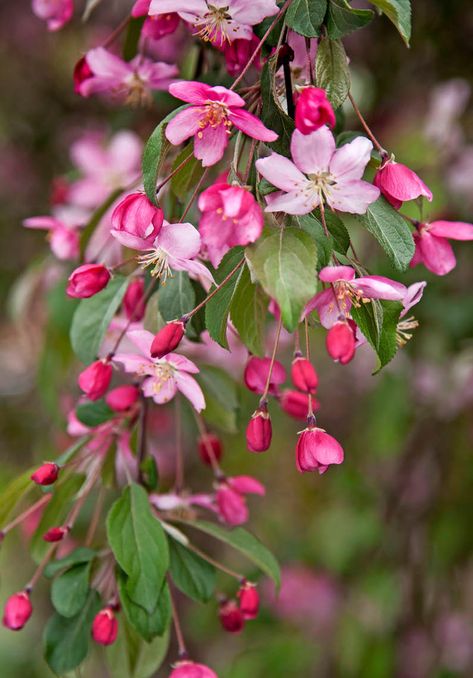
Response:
396,316,419,346
138,247,172,280
308,171,337,194
196,101,233,140
333,280,366,310
194,5,232,44
124,73,152,108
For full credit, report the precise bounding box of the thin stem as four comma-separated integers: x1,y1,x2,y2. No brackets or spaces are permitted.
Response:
304,317,314,418
319,199,330,238
85,487,105,547
180,168,209,222
26,545,57,591
174,396,184,494
184,257,245,319
155,149,195,196
66,457,104,530
1,494,50,537
305,37,315,85
102,16,131,49
281,46,295,119
185,541,243,580
168,581,188,659
261,315,283,401
348,92,386,156
242,135,259,184
110,255,137,272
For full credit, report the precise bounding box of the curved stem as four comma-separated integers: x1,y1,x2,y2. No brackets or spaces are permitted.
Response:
184,257,245,319
348,92,386,156
260,315,283,402
186,541,243,580
168,581,188,659
180,168,209,222
0,494,50,537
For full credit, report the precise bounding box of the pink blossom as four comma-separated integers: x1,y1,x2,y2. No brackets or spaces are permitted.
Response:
2,591,33,631
244,356,286,395
219,599,245,632
166,81,278,167
402,282,426,317
326,320,357,364
92,608,118,646
280,390,317,420
198,182,264,266
246,405,272,452
169,660,218,678
295,87,335,134
66,264,111,298
78,360,113,401
151,321,186,359
411,220,473,276
216,475,265,526
110,192,164,250
149,0,278,46
114,330,205,411
296,426,344,474
256,127,380,215
238,581,259,620
78,48,178,105
23,215,80,261
374,159,432,209
32,0,73,32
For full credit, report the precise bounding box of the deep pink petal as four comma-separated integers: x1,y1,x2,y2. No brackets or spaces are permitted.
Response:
319,265,356,283
168,79,214,103
229,475,265,496
354,275,406,300
194,123,229,167
165,107,204,145
417,232,456,275
428,220,473,240
229,108,278,142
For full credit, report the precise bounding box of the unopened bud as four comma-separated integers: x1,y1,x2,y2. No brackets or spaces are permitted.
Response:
78,359,112,401
198,433,223,465
219,599,245,633
2,591,33,631
295,86,335,134
150,320,185,359
246,405,272,453
92,607,118,646
66,264,110,299
43,526,68,542
105,384,140,412
238,581,259,620
123,278,146,321
31,462,59,486
291,356,318,393
326,321,356,365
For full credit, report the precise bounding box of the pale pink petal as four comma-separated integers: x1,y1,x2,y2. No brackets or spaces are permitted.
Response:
143,375,178,404
49,226,80,260
209,86,246,107
194,122,229,167
304,288,348,329
84,47,131,81
165,107,204,145
401,281,426,317
264,189,317,215
428,220,473,240
417,232,456,275
319,265,356,282
165,353,200,373
329,136,374,181
168,79,214,103
23,216,61,230
354,275,406,300
174,372,206,411
255,153,308,191
171,257,215,285
230,0,279,23
68,178,109,209
127,329,155,356
158,221,201,259
107,131,143,178
325,179,380,214
229,475,266,495
70,135,108,176
113,353,154,373
228,109,278,142
290,127,335,175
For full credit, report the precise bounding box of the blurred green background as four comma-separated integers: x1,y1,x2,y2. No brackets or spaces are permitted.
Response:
0,1,472,676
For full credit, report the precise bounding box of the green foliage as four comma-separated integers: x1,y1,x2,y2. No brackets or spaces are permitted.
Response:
316,37,351,109
0,468,34,527
45,547,97,578
205,247,244,348
159,270,196,320
285,0,327,37
171,145,205,200
229,264,267,356
260,56,295,156
76,399,114,427
169,539,216,603
351,300,403,373
51,562,92,618
118,570,171,642
369,0,411,46
197,365,239,433
106,621,170,678
327,0,374,39
123,17,145,61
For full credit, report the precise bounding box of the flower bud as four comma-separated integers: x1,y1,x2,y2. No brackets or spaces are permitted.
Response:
105,384,140,412
246,406,272,453
31,462,59,486
169,660,218,678
2,591,33,631
78,359,112,401
238,581,259,620
150,320,185,359
243,356,286,395
43,526,68,542
111,192,163,251
66,264,111,299
73,56,93,94
296,426,344,474
295,87,335,135
326,321,356,365
92,607,118,646
280,390,320,420
291,356,318,393
373,160,432,210
219,599,245,633
123,278,146,321
198,433,223,465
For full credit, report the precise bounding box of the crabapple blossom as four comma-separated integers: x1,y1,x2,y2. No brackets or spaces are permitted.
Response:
43,526,68,542
280,390,317,420
110,192,164,250
2,591,33,631
295,87,335,134
105,385,140,412
222,33,261,76
246,405,272,452
256,128,380,215
23,215,81,261
216,475,265,525
165,81,278,167
66,264,111,298
296,426,344,474
244,356,286,395
326,321,357,365
374,158,433,209
31,0,73,32
169,661,218,678
411,220,473,275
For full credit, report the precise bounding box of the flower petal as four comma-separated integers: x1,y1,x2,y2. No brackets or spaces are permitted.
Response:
168,78,214,103
165,106,204,145
174,372,206,411
127,329,155,356
264,189,318,215
158,220,201,259
329,136,374,181
194,122,229,167
416,232,456,276
255,153,308,191
428,220,473,240
354,275,406,300
228,108,278,142
319,265,356,283
325,179,380,214
290,127,335,175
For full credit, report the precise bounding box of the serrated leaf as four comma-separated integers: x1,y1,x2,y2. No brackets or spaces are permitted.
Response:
355,196,415,271
169,539,216,603
118,571,171,642
106,484,169,613
351,300,384,354
159,270,196,321
374,301,403,373
327,0,374,39
106,621,170,678
205,248,245,348
45,547,97,578
245,228,317,332
76,399,114,427
260,56,295,156
316,37,351,109
70,274,130,364
196,365,239,433
229,265,267,355
171,145,205,200
285,0,328,37
51,562,91,618
369,0,411,46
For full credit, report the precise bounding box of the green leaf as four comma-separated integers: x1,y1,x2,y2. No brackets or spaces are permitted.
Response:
316,37,351,109
107,483,169,613
118,571,171,642
45,547,97,578
171,145,205,200
123,17,145,61
76,399,114,428
314,208,351,254
44,590,101,674
106,621,170,678
245,228,318,332
185,520,281,590
355,196,415,271
196,365,239,433
291,214,334,269
285,0,328,37
369,0,411,46
71,274,130,364
140,456,159,491
169,539,216,603
351,300,384,355
54,436,90,467
0,468,34,527
327,0,374,39
375,301,403,373
51,562,91,618
260,56,295,156
142,105,189,204
158,270,195,321
229,265,267,356
205,248,244,348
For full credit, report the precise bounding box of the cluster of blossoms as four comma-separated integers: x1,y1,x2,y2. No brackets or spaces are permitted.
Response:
3,2,472,676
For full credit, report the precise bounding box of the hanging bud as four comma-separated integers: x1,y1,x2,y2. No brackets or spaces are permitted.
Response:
291,356,318,393
373,159,432,210
296,426,344,474
219,599,245,633
31,462,59,486
198,433,223,465
238,581,259,620
243,356,286,395
66,263,111,299
92,607,118,646
111,192,163,250
295,87,336,135
123,278,146,321
280,390,319,420
246,405,272,453
326,321,357,365
150,320,186,359
78,359,113,401
169,660,218,678
2,591,33,631
216,484,248,526
105,384,140,412
43,526,68,542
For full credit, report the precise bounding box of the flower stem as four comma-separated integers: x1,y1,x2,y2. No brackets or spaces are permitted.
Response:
168,581,188,659
174,396,184,494
194,412,224,478
184,257,245,319
348,92,386,156
155,148,195,196
260,315,283,402
102,16,131,49
180,167,209,221
109,278,157,356
0,494,50,538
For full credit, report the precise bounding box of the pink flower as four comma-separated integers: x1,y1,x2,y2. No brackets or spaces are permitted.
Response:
92,608,118,646
66,264,111,298
2,591,33,631
166,81,278,167
31,0,73,32
78,48,178,104
114,330,205,411
374,159,433,209
73,56,93,94
326,320,357,364
149,0,278,46
296,426,344,474
111,192,164,250
78,359,113,401
295,87,335,134
244,356,286,395
23,215,80,260
411,220,473,275
256,128,379,215
280,390,317,420
169,660,218,678
198,182,264,266
216,475,265,525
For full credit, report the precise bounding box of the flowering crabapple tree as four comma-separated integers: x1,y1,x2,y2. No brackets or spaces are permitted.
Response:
2,0,473,676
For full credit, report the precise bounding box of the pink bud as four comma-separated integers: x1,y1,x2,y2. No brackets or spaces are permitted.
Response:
43,526,68,542
246,406,272,453
326,321,356,365
198,433,223,465
78,360,113,401
32,0,74,32
169,660,218,678
295,87,336,135
291,356,318,393
219,599,245,633
296,426,344,474
280,390,320,420
238,581,259,620
150,321,185,359
216,485,248,526
142,12,180,40
123,278,146,321
31,462,59,485
66,264,111,299
105,385,140,412
92,607,118,646
2,591,33,631
110,192,163,251
373,160,433,210
73,56,93,94
243,356,286,395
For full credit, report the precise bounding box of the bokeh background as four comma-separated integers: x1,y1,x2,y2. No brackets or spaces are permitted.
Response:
0,1,472,676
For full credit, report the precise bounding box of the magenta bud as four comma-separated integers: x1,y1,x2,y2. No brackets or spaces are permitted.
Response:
216,484,249,526
219,599,245,633
31,462,59,486
296,426,344,474
198,433,223,465
105,385,140,412
66,264,111,299
43,526,68,542
169,660,218,678
295,87,335,135
291,356,318,394
123,278,146,321
73,56,93,94
373,160,433,210
238,581,259,620
280,390,319,420
111,192,163,250
246,406,272,453
326,321,356,365
2,591,33,631
150,320,185,359
78,359,113,401
92,607,118,646
243,356,286,395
